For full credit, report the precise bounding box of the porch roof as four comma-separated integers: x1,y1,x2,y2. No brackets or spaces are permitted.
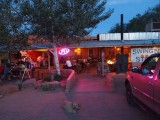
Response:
1,39,159,51
28,39,160,49
68,39,160,48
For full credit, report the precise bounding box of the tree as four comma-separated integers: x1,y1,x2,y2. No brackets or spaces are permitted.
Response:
0,0,29,63
109,23,127,33
126,14,145,32
109,4,160,33
20,0,114,75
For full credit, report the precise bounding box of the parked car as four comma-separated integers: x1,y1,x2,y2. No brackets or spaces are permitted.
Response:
125,53,160,115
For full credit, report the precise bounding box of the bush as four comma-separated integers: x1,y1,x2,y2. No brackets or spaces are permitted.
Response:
54,74,62,82
41,82,59,91
41,83,49,91
43,76,51,82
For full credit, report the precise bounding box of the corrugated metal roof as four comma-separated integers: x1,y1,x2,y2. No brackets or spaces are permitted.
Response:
68,39,160,48
1,39,160,50
25,39,160,49
98,32,160,41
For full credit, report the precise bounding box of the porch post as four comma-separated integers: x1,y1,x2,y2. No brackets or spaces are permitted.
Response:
121,14,124,54
47,52,51,71
101,47,105,76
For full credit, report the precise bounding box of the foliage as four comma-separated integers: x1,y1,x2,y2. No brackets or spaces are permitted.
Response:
43,75,51,82
54,74,62,82
41,82,57,91
0,0,29,48
0,0,30,62
109,23,127,33
109,4,160,33
20,0,114,45
126,14,145,32
41,83,50,91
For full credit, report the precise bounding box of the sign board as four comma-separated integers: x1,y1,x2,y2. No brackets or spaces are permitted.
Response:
131,47,160,62
59,48,70,55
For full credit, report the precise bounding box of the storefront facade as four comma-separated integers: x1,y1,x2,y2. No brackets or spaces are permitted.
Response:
1,32,160,74
67,32,160,73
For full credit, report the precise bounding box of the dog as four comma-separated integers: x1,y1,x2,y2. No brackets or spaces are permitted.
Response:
63,100,80,113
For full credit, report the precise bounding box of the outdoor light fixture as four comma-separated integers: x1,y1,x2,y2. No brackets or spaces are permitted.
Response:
74,48,81,52
107,60,114,65
59,48,70,55
74,48,81,55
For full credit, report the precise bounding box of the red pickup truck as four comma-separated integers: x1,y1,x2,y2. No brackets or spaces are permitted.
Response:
125,53,160,115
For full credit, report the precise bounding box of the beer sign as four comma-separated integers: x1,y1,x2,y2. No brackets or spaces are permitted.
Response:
59,48,70,55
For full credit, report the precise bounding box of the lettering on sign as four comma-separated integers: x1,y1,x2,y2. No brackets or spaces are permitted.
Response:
131,47,160,62
59,48,70,55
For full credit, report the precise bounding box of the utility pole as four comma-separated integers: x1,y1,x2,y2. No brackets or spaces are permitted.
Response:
120,14,124,54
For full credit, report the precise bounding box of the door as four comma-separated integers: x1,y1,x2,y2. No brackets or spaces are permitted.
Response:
132,56,159,110
153,68,160,114
132,73,154,109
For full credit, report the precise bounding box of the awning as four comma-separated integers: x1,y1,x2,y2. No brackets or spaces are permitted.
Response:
68,39,160,48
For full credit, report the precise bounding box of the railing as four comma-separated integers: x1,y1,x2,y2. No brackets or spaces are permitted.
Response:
98,32,160,41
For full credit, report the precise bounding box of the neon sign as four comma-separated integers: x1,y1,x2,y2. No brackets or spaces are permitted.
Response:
59,48,70,55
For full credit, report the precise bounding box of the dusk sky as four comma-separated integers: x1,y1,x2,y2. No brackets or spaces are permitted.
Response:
89,0,159,36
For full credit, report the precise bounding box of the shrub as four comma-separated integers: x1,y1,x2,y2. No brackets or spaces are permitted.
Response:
43,76,51,82
41,82,58,91
54,74,62,82
41,83,49,91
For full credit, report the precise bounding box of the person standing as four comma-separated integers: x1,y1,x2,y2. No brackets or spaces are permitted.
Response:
0,62,5,81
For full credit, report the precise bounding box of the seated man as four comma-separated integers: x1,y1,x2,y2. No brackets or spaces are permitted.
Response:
66,58,72,69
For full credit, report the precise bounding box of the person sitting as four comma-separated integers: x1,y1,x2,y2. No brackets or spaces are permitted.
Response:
66,57,72,69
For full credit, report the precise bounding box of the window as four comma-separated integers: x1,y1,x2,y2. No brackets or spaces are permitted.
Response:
141,56,159,74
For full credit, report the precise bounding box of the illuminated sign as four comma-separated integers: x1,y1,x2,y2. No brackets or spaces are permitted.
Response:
59,48,70,55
